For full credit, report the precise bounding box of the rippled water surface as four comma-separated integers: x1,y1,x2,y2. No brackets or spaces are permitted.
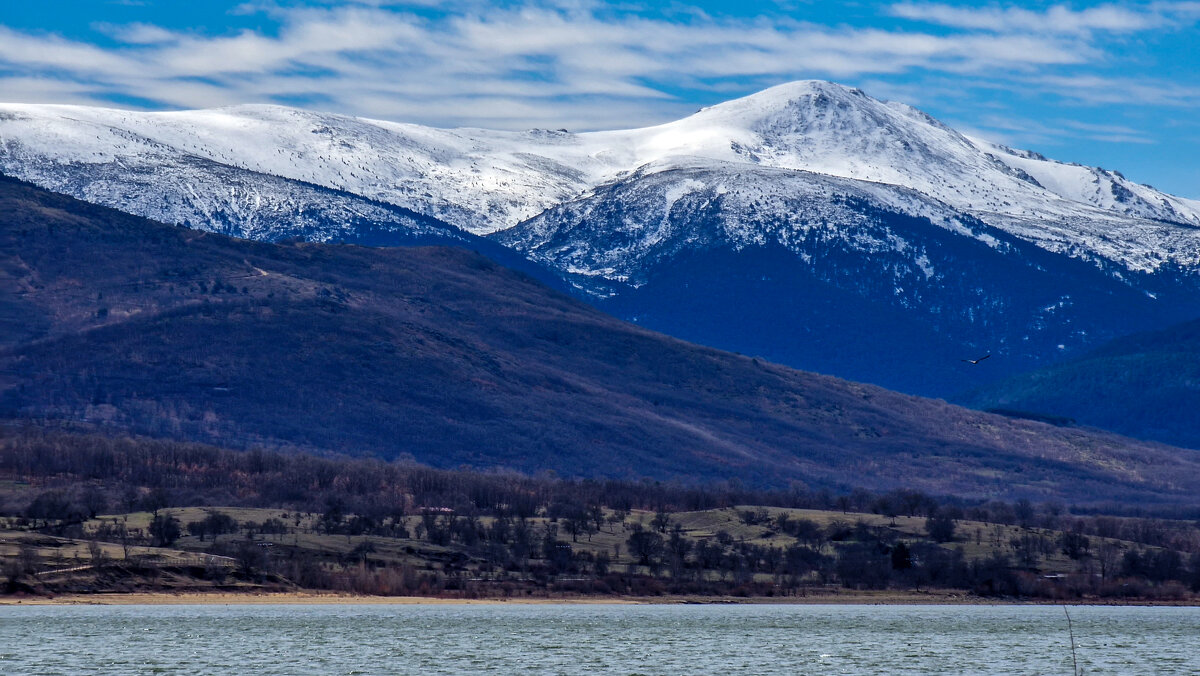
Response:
2,602,1197,674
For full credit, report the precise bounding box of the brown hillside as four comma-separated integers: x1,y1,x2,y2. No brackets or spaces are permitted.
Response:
2,174,1198,503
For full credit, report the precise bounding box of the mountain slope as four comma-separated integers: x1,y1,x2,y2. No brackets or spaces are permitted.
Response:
5,81,1200,395
498,162,1200,393
958,318,1200,450
3,175,1200,504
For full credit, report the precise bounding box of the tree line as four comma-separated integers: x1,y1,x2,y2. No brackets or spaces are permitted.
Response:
3,425,1200,599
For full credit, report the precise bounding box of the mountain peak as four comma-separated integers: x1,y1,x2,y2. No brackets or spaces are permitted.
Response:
630,79,988,194
721,79,866,104
689,80,876,126
205,102,303,116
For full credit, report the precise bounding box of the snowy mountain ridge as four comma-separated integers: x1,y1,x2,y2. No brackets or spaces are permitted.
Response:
6,80,1200,396
2,80,1199,278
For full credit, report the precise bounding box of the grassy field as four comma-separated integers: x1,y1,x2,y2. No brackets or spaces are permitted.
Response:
2,502,1171,600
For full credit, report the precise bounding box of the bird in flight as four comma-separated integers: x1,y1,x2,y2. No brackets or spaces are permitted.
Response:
961,354,990,365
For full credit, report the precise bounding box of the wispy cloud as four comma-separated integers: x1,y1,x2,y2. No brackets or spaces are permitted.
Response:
943,111,1160,151
889,2,1175,35
0,1,1196,133
1033,74,1200,107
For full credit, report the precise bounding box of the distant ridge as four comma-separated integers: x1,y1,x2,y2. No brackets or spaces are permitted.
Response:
960,317,1200,450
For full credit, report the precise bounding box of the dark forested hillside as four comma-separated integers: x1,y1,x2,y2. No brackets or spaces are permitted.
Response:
3,174,1200,504
498,166,1200,398
958,318,1200,450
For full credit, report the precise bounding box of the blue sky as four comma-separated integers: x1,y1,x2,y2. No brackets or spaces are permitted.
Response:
2,1,1199,197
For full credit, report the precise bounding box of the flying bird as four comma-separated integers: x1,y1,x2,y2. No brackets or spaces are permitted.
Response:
961,354,990,365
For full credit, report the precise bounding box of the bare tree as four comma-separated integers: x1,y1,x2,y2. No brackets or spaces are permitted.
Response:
87,539,107,566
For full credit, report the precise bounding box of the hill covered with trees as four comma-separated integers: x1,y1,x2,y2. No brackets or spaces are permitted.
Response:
3,428,1198,601
3,175,1200,503
959,318,1200,450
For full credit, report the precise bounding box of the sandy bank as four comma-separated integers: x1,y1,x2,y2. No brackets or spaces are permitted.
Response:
1,589,979,606
3,589,1193,607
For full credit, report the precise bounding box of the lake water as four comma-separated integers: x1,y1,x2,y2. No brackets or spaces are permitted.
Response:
2,602,1197,674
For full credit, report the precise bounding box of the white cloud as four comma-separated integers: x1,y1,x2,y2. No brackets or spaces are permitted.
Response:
0,26,136,75
1035,74,1200,107
941,111,1159,152
93,22,181,45
0,2,1194,131
889,2,1173,35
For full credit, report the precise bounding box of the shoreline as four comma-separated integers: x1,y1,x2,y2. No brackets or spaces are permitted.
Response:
4,590,1196,607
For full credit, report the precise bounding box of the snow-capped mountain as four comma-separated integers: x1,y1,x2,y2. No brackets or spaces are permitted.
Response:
4,81,1199,260
4,80,1200,395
